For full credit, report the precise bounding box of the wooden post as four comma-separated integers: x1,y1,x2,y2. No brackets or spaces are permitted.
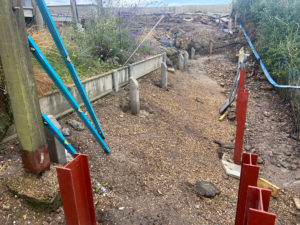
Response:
96,0,104,17
209,40,214,56
0,0,50,174
70,0,79,26
31,0,43,29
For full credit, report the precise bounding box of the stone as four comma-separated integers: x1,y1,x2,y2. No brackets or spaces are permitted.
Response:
62,128,70,136
293,198,300,210
161,62,168,90
140,110,149,118
45,115,66,165
257,157,264,165
263,111,271,117
195,181,221,198
222,160,241,179
113,70,120,92
167,67,175,73
130,77,140,115
178,54,184,71
196,98,203,103
67,120,85,131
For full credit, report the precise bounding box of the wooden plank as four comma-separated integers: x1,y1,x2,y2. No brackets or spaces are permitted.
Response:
257,178,280,198
0,0,46,152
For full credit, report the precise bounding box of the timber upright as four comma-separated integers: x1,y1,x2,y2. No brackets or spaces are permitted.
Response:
0,0,50,174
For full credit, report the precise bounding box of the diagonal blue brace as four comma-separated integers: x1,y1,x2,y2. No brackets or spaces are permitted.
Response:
42,113,77,158
29,36,110,153
35,0,106,139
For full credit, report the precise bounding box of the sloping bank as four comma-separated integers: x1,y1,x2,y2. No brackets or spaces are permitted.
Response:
2,54,163,143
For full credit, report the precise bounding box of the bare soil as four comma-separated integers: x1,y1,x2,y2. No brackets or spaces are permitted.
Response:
0,16,299,225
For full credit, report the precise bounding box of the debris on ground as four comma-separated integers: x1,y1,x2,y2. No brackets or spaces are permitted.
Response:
66,119,85,131
195,181,221,198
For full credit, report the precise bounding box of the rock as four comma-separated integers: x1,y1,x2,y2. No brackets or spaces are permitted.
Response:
67,120,85,131
195,98,203,103
214,140,235,149
295,174,300,180
257,157,264,165
263,111,271,117
195,181,221,198
244,144,252,152
2,204,10,210
227,112,236,121
290,164,298,170
140,110,150,118
222,173,229,180
293,198,300,210
220,82,225,87
62,128,70,136
167,67,175,73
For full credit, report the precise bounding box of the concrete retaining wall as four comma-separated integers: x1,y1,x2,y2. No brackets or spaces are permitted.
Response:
39,54,163,118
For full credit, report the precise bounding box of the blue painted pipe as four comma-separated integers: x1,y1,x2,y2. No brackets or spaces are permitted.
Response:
29,36,110,153
240,23,300,89
42,113,77,157
35,0,106,139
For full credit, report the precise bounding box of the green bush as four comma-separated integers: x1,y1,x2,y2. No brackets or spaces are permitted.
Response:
235,0,300,81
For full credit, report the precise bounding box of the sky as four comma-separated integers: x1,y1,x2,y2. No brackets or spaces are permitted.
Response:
46,0,231,6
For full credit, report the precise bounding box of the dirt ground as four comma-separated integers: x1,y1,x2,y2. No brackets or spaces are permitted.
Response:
0,15,299,225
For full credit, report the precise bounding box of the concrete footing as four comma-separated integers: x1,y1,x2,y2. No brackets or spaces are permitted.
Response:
178,54,184,71
161,62,168,90
191,47,195,59
130,77,140,115
45,115,66,165
113,70,119,92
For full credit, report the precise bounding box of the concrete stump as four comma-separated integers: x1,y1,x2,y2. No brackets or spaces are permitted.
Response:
113,70,119,92
184,51,189,67
229,18,233,34
178,54,184,71
191,47,195,59
45,115,66,165
130,77,140,115
161,62,168,90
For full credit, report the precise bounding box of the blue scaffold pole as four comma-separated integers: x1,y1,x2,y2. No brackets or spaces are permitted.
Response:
35,0,106,138
29,36,110,154
240,23,300,89
42,113,77,157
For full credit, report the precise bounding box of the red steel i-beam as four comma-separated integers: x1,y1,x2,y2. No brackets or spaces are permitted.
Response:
236,69,246,118
238,69,246,93
235,153,260,225
56,154,96,225
234,89,249,164
244,186,277,225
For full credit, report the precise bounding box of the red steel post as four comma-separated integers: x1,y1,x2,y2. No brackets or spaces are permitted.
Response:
244,186,277,225
235,153,260,225
236,69,246,118
238,69,246,93
56,153,96,225
234,89,249,164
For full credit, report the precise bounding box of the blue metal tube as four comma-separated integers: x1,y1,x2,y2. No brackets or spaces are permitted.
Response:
42,113,77,157
240,24,300,89
35,0,106,138
29,36,110,153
